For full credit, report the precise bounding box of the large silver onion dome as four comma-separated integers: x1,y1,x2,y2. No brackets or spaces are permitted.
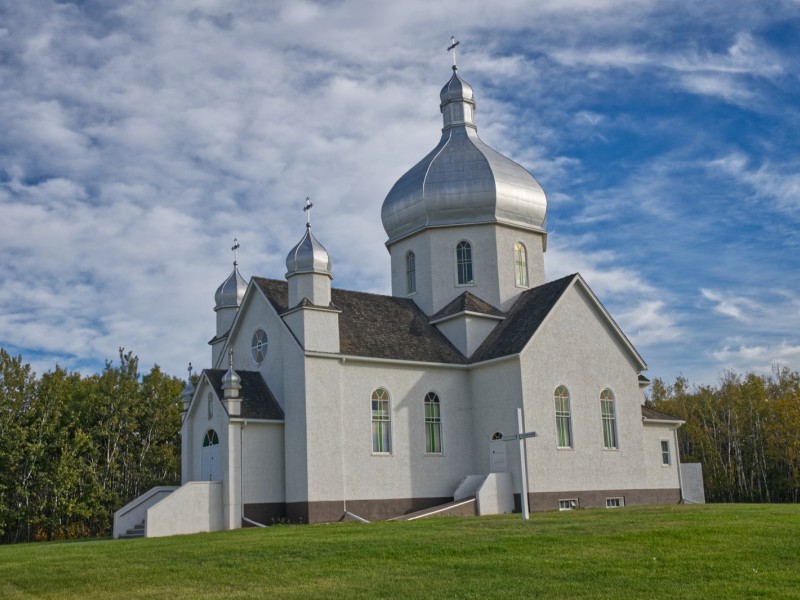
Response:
381,69,547,243
214,265,247,310
285,225,333,276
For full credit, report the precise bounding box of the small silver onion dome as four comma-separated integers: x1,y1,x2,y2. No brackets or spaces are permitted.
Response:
214,265,247,311
440,70,474,105
222,350,241,393
285,225,333,277
381,69,547,243
221,364,241,390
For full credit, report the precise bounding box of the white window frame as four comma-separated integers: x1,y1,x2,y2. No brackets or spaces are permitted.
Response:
455,240,475,286
661,439,671,466
606,497,624,508
514,242,528,287
371,387,392,455
601,388,618,450
558,499,578,511
424,391,443,454
405,251,416,296
554,385,573,449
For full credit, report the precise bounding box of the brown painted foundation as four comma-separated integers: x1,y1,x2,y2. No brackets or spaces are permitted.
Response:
514,488,681,512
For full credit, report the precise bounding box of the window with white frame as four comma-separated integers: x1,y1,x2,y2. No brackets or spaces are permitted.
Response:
554,385,573,448
601,389,618,449
456,241,474,285
424,392,442,454
606,497,624,508
371,388,392,454
406,251,416,295
514,242,528,287
559,499,578,511
661,440,671,466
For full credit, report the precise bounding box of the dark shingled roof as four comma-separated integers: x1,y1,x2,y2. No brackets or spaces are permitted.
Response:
430,291,505,322
254,278,466,364
204,369,285,421
469,274,576,362
641,405,683,422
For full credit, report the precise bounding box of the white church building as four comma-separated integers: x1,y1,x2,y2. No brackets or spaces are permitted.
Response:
114,59,688,538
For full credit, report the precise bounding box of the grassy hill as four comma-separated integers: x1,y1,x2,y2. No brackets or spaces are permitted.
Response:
1,504,798,599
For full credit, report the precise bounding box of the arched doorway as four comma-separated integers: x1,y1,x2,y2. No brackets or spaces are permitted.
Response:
201,429,221,481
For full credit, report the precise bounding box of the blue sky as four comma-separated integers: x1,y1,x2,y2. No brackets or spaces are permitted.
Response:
1,0,798,386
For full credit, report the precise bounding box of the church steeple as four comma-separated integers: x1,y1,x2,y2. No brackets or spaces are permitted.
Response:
285,197,333,307
212,239,248,365
380,40,548,315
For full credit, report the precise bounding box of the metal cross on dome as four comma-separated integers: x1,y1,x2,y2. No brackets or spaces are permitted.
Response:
303,196,314,228
447,36,460,70
231,238,240,266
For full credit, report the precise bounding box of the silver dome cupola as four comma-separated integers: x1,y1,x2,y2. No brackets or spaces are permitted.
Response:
381,59,547,244
285,198,333,277
215,239,247,311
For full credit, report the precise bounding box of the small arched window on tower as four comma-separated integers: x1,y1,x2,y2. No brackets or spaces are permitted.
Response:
456,241,474,285
406,251,416,295
514,242,528,287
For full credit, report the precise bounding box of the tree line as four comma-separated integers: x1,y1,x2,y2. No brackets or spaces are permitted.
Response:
0,348,183,544
649,366,800,503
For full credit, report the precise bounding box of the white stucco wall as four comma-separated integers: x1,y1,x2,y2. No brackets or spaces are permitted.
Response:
183,378,229,483
517,282,672,494
240,422,285,504
302,357,474,504
389,224,546,315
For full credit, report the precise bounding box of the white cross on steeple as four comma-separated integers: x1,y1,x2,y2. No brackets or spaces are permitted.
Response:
303,196,314,228
447,36,460,70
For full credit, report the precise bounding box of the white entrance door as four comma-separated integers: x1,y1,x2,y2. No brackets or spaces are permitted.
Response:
490,440,507,473
201,429,221,481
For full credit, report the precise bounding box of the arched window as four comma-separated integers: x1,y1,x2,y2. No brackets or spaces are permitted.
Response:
514,242,528,287
202,429,220,447
554,385,573,448
371,388,392,453
456,241,474,285
424,392,442,454
406,251,416,295
601,389,618,449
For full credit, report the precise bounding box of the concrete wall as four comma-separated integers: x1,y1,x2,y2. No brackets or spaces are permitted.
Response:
113,486,178,538
476,472,514,515
146,481,223,537
680,463,706,504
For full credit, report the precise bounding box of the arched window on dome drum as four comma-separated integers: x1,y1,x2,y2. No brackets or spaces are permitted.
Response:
554,385,573,448
456,241,474,285
371,388,392,454
406,251,416,295
601,389,618,449
424,392,442,454
514,242,528,287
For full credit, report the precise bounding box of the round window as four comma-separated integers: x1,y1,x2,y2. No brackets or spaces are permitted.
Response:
251,329,268,365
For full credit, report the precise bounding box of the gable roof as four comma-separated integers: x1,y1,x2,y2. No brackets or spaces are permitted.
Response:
204,369,285,421
253,278,466,364
470,274,576,362
429,291,505,323
641,405,683,423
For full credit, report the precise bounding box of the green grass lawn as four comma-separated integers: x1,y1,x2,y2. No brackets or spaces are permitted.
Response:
1,504,799,599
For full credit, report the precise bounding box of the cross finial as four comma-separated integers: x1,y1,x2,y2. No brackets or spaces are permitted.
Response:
228,347,234,369
231,238,240,266
187,362,193,378
303,196,314,228
447,36,460,71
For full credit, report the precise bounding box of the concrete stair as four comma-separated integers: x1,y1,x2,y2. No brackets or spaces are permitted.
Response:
119,520,145,539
